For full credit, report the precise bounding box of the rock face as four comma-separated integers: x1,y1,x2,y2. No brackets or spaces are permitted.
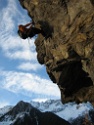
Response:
19,0,94,104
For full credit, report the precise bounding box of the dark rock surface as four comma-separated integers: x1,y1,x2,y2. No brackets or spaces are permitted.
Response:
19,0,94,104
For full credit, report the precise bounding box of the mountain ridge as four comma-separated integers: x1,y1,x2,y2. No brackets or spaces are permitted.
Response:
0,100,94,125
0,100,71,125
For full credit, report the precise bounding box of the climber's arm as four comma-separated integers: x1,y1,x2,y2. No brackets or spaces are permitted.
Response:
24,22,32,28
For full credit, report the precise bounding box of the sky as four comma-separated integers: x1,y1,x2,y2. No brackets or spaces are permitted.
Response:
0,0,93,121
0,0,60,108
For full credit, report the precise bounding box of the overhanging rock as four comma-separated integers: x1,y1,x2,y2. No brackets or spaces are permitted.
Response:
19,0,94,105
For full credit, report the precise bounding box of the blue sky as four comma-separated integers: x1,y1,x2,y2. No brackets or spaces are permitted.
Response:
0,0,60,108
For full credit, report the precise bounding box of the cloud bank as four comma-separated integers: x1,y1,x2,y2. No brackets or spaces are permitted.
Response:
0,0,60,108
0,0,43,71
0,70,60,97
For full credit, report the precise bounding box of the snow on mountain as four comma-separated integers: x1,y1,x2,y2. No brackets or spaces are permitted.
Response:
0,100,72,125
0,106,12,117
0,101,35,125
31,99,93,120
0,106,13,125
0,99,93,122
30,99,63,112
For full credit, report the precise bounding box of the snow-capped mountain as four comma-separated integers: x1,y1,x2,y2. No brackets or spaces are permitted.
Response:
30,99,93,120
0,99,94,125
0,100,71,125
30,99,63,112
0,106,12,117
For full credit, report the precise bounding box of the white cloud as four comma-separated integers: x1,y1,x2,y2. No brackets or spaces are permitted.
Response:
0,0,57,104
0,33,37,61
1,1,15,31
0,71,60,98
0,101,9,108
17,62,42,71
0,36,35,51
0,0,29,31
6,49,37,61
0,0,35,61
0,0,41,73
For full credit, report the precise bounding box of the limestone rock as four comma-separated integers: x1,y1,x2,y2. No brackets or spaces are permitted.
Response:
19,0,94,105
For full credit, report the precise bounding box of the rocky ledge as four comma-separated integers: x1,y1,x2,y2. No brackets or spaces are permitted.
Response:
19,0,94,104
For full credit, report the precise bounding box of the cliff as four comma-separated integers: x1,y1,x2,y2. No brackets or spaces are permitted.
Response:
19,0,94,104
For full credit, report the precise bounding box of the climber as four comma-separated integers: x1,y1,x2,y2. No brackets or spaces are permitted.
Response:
18,22,43,39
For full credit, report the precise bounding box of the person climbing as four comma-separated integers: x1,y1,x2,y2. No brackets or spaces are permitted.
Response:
18,22,43,39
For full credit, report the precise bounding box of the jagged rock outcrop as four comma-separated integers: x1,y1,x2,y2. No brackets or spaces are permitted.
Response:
19,0,94,104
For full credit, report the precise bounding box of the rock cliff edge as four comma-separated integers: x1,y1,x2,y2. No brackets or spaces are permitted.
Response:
19,0,94,105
